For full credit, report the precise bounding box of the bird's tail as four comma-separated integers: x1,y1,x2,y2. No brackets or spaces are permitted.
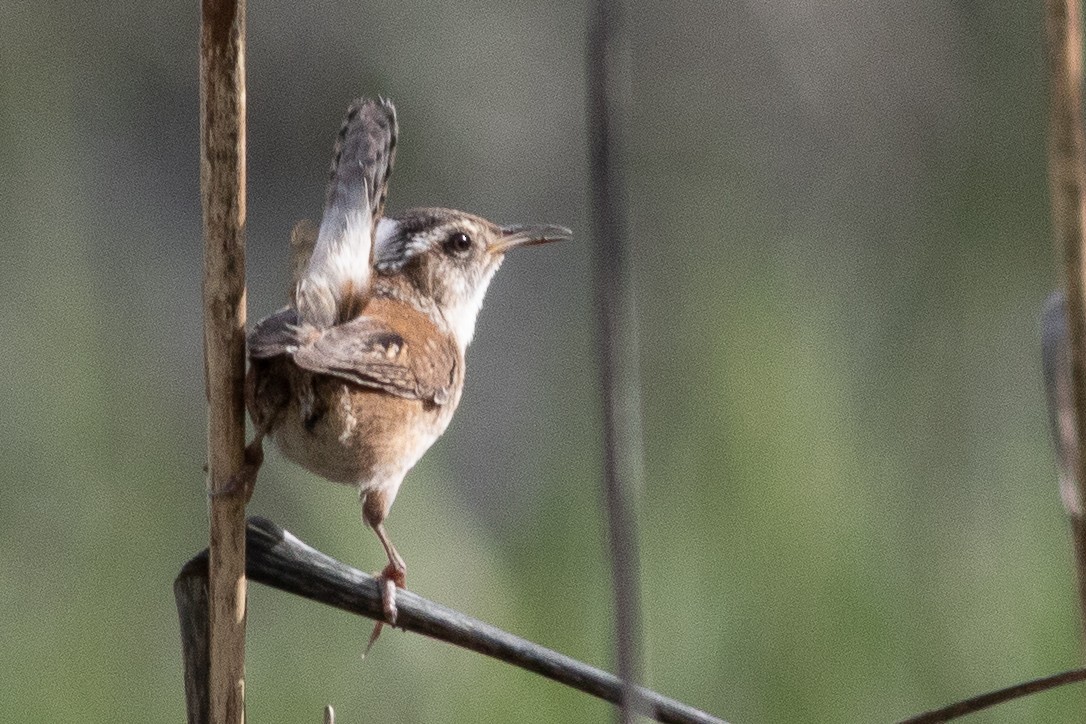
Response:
296,98,397,327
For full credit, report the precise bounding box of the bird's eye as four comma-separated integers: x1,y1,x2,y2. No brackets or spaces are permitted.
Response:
443,231,472,256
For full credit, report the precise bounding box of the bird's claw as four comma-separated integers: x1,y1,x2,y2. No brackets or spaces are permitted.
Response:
364,563,406,656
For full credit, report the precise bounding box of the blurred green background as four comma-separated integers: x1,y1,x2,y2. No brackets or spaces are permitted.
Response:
0,0,1077,721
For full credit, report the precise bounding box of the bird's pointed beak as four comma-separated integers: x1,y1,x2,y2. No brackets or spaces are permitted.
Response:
493,223,572,253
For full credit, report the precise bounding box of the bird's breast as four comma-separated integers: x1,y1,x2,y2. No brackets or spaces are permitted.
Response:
271,372,460,489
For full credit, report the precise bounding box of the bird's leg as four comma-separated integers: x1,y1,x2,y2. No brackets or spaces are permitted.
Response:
211,430,265,502
237,431,266,501
374,521,407,617
363,491,406,654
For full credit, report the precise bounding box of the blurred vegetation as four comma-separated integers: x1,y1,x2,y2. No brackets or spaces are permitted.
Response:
0,0,1079,721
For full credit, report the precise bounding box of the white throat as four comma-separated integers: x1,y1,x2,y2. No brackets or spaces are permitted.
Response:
444,266,499,351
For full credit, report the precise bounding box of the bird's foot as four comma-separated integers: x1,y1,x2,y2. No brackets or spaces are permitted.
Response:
364,562,406,656
209,436,264,502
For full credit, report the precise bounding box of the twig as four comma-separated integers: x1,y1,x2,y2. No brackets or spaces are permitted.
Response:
896,665,1086,723
175,518,725,724
200,0,248,721
586,0,646,721
1045,0,1086,639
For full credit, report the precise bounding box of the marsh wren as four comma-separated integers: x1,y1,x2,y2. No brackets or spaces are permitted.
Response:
246,98,569,646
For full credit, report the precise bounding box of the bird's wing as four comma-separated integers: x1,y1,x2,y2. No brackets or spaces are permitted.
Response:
248,307,304,358
295,98,398,328
291,315,456,404
288,219,319,306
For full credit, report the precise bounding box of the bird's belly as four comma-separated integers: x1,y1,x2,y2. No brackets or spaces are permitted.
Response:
271,379,456,490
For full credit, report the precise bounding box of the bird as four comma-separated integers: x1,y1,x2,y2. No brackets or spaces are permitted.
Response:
244,97,570,649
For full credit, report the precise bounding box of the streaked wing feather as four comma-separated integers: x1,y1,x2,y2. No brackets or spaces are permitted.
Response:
296,99,398,328
289,219,319,303
248,307,304,359
326,98,397,232
292,316,451,403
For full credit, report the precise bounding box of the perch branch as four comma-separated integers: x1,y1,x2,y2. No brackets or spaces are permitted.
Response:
897,665,1086,723
175,518,724,724
1045,0,1086,638
587,0,646,720
200,0,248,721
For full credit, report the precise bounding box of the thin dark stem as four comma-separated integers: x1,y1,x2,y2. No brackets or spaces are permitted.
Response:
897,666,1086,723
586,0,646,721
200,0,248,721
175,556,211,724
176,518,724,724
1046,0,1086,641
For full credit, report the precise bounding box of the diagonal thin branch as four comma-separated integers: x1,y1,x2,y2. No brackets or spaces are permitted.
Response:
175,518,725,724
897,665,1086,723
200,0,248,721
586,0,646,721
